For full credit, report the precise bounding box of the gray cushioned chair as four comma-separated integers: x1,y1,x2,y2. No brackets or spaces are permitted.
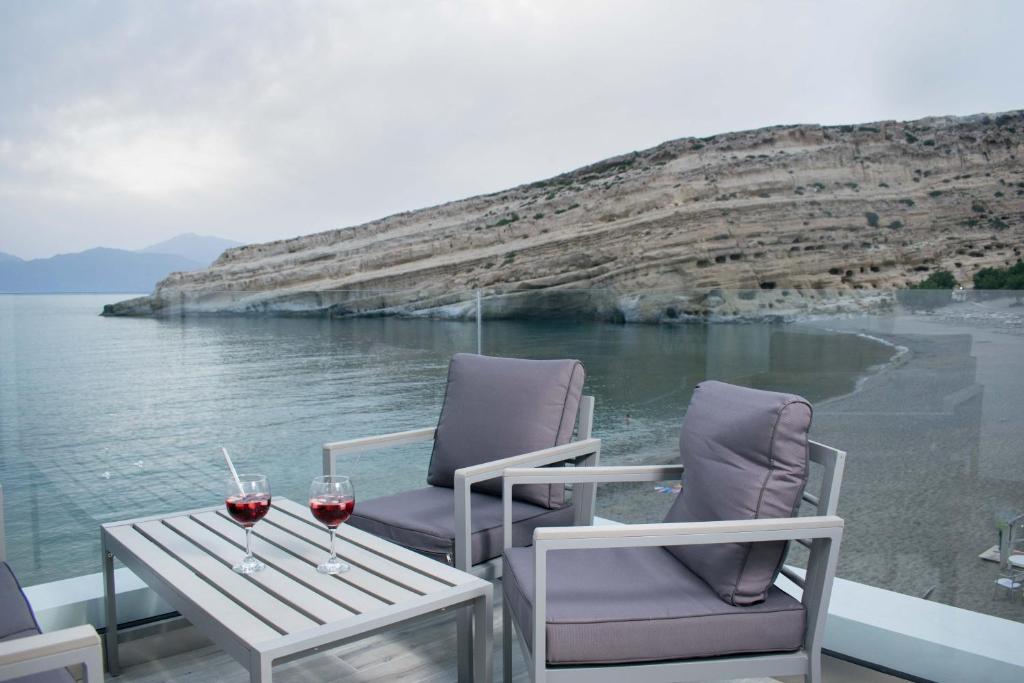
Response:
0,486,104,683
500,380,846,683
322,353,601,579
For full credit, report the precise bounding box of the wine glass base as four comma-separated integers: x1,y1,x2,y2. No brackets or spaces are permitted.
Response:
233,556,266,574
317,558,351,574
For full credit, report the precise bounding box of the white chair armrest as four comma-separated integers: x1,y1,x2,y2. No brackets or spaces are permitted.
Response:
453,438,601,486
322,426,436,475
449,438,601,571
534,515,843,549
503,464,683,485
501,464,683,553
0,625,103,682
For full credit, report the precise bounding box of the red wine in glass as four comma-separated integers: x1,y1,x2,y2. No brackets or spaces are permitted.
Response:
310,495,354,527
225,493,271,526
225,474,270,574
309,476,354,574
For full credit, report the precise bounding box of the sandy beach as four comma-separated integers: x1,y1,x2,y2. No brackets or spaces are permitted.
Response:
801,299,1024,623
594,297,1024,624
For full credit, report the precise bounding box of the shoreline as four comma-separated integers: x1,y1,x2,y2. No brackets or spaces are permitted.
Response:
799,302,1024,623
602,301,1024,624
808,327,910,406
99,288,899,322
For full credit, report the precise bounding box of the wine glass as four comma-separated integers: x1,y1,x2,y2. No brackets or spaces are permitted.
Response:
225,473,271,574
309,475,355,574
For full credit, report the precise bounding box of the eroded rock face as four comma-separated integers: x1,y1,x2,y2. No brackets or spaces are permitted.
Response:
105,111,1024,321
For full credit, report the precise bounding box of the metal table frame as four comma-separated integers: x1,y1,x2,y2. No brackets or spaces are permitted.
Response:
102,498,492,682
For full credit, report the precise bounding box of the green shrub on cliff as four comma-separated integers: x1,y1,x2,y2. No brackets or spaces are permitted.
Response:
974,260,1024,290
899,270,956,310
911,270,957,289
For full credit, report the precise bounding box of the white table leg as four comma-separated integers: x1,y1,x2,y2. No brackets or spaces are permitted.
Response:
457,608,473,681
473,591,493,683
502,594,512,683
102,537,120,676
250,651,272,683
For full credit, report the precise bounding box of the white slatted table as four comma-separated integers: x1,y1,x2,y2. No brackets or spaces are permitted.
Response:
101,498,492,682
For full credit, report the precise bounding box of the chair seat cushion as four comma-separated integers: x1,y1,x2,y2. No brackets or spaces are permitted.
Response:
348,486,575,566
0,562,75,683
503,546,806,666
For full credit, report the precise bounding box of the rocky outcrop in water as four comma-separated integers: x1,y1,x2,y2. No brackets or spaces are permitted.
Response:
104,111,1024,322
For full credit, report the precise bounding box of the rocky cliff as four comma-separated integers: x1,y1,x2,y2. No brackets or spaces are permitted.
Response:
105,111,1024,322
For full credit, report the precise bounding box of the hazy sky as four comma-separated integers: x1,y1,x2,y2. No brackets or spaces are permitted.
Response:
1,0,1021,259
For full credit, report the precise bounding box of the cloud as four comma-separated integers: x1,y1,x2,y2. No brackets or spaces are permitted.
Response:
0,0,1021,258
11,104,251,200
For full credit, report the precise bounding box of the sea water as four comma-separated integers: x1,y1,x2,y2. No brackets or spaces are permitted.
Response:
0,294,893,586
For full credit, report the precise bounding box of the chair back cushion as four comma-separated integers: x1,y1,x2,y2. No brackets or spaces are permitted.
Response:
427,353,585,508
664,380,812,605
0,561,43,641
0,564,75,682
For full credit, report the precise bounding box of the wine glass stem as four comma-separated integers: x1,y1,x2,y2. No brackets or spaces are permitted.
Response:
330,527,338,560
245,526,254,560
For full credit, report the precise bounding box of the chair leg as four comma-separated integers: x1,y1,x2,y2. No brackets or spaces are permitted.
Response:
502,599,512,683
807,649,822,683
83,644,104,683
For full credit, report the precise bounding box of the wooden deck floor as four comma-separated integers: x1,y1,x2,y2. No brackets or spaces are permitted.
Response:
110,582,898,683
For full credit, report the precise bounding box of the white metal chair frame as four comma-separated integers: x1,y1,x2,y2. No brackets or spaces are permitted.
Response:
322,396,599,683
321,395,600,579
0,486,104,683
501,440,846,683
997,512,1024,599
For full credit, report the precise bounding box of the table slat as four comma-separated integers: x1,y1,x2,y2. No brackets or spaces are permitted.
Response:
163,516,355,624
105,525,280,645
237,511,418,605
262,507,445,597
134,521,319,635
272,498,467,587
192,511,387,615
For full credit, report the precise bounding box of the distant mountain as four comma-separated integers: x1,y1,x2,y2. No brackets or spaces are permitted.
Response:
0,233,240,294
0,247,201,293
140,233,241,266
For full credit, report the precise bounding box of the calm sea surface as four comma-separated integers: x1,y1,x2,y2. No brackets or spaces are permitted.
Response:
0,294,893,586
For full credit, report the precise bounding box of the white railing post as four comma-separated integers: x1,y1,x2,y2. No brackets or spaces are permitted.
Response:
475,289,482,355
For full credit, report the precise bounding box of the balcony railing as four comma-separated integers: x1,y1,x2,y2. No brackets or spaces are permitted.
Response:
1,287,1022,680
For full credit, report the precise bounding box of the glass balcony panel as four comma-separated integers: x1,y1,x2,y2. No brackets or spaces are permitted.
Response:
2,286,1022,629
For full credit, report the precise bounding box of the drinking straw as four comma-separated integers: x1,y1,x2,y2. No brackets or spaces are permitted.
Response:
221,447,245,495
